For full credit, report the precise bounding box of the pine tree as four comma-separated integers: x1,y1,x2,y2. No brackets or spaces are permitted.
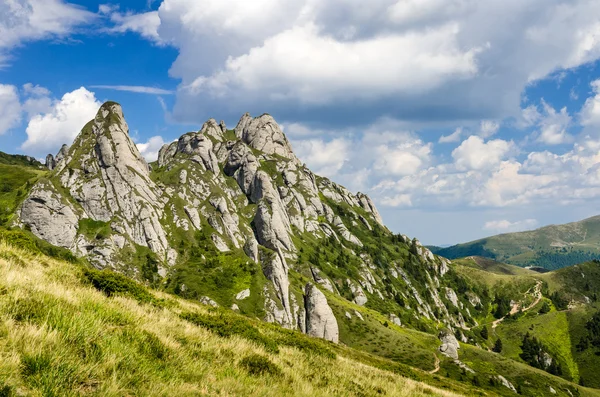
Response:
493,338,503,353
480,325,489,340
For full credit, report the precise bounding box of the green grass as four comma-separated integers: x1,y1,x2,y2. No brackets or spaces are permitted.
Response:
0,240,484,397
78,219,112,241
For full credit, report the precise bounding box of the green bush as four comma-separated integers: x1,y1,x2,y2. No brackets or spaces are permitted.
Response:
276,330,336,359
82,267,155,304
0,384,14,397
180,311,279,353
239,354,281,377
78,219,111,241
0,228,79,263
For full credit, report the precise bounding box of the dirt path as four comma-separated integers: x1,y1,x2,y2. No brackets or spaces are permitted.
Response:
429,354,440,374
492,281,542,329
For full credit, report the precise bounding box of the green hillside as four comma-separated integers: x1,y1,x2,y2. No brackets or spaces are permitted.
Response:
453,256,600,389
2,233,599,396
431,216,600,270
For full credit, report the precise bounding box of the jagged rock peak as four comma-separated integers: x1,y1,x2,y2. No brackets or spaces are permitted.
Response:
234,112,300,163
45,144,69,170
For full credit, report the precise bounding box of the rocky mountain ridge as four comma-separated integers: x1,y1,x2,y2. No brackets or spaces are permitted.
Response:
16,102,481,345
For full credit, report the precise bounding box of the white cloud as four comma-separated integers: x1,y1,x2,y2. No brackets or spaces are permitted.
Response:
291,138,350,177
580,79,600,128
479,120,500,138
184,23,482,105
517,104,542,128
136,136,165,162
452,136,515,171
0,84,21,135
22,87,101,156
0,0,94,65
108,10,162,44
483,218,538,233
439,127,462,143
108,0,600,125
90,85,173,95
536,100,573,144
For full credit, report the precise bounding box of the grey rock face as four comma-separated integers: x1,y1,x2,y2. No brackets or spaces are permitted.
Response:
496,375,517,393
19,182,79,248
439,330,460,360
235,113,299,163
20,103,173,268
304,283,339,343
45,154,55,170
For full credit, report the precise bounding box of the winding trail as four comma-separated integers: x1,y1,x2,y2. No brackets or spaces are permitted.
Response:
492,280,543,329
429,354,441,374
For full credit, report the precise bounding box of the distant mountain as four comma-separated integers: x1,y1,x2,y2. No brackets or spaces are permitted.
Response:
431,216,600,270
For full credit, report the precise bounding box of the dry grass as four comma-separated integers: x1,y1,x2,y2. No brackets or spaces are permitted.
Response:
0,242,463,397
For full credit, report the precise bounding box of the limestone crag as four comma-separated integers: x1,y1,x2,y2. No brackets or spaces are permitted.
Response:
18,102,478,345
20,103,174,270
304,283,339,343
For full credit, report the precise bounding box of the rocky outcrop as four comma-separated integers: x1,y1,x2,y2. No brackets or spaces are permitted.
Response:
304,283,339,343
19,181,78,248
439,330,460,360
19,103,174,269
17,103,476,346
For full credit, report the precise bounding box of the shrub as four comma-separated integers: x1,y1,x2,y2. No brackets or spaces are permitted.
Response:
180,311,279,353
239,354,281,377
0,384,13,397
275,328,336,359
82,268,155,304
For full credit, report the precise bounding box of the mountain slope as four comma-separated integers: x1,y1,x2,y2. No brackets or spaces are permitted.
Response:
431,216,600,270
0,240,475,397
14,102,475,338
3,101,599,395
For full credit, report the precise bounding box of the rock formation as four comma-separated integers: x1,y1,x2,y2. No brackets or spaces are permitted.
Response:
16,101,478,344
304,283,339,343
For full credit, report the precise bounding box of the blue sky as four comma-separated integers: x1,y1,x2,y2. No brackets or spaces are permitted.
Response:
2,0,600,246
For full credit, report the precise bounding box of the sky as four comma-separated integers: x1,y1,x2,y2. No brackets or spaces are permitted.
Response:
2,0,600,246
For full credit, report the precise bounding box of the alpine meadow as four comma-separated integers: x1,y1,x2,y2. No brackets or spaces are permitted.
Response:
3,1,600,396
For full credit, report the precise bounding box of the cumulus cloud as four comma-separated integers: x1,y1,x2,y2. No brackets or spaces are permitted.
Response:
0,0,94,65
136,136,165,162
107,0,600,125
0,84,22,135
107,10,162,44
452,136,515,171
580,79,600,128
22,87,101,156
291,138,350,177
483,218,538,233
439,127,463,143
536,100,573,144
479,120,500,138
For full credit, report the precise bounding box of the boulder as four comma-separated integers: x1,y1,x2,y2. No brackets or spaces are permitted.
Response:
439,330,460,360
304,283,339,343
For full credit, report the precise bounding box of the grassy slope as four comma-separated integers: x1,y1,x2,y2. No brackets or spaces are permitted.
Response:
1,239,598,397
431,216,600,270
0,161,46,227
455,257,600,389
0,240,481,397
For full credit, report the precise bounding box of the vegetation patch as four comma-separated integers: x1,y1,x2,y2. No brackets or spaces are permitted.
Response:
81,267,156,304
78,219,112,241
239,354,282,377
180,310,279,353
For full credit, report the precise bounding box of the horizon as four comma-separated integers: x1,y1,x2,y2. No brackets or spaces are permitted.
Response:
2,0,600,245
